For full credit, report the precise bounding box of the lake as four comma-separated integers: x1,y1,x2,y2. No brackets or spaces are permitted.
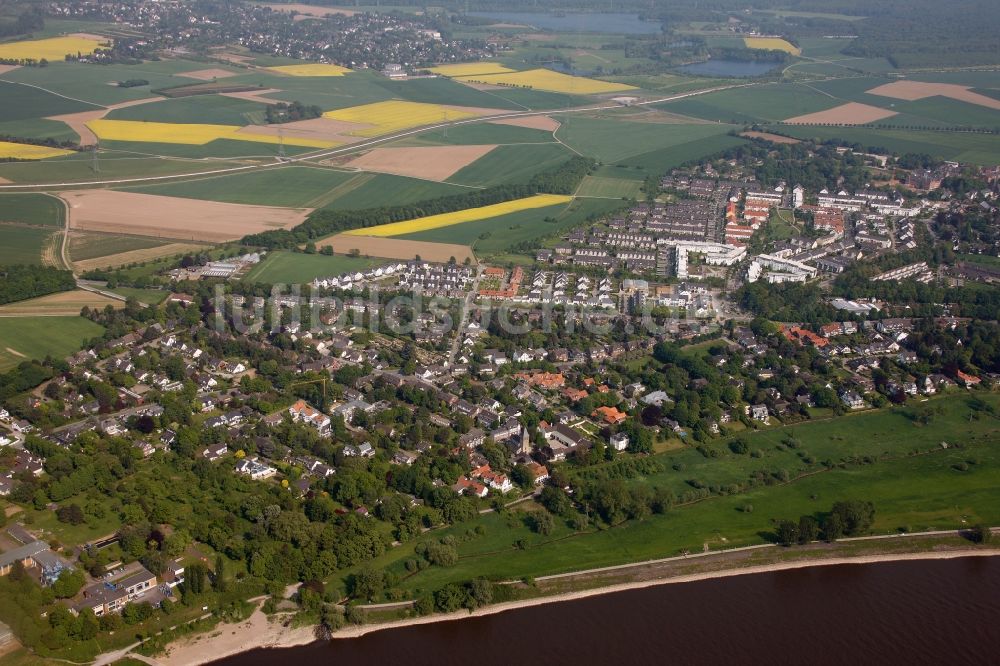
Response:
469,12,662,35
212,556,1000,666
680,60,780,78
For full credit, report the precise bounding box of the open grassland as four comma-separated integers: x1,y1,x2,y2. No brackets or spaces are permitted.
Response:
456,68,636,95
122,166,358,208
0,36,103,61
323,100,483,137
345,144,497,182
0,194,63,227
267,63,352,77
317,173,469,211
774,125,1000,165
106,95,268,126
72,242,208,273
0,289,122,316
446,143,571,187
0,316,104,371
243,250,387,283
344,194,573,237
744,37,801,55
314,234,474,263
555,116,734,163
61,190,310,243
338,393,1000,596
429,62,516,77
87,119,337,148
68,232,169,262
0,80,99,123
0,226,54,265
400,197,624,254
576,175,643,199
0,141,75,160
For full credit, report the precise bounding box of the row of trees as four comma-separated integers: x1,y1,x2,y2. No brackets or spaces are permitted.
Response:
775,500,876,546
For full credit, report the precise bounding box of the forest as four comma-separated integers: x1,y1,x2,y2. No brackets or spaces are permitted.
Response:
0,265,76,306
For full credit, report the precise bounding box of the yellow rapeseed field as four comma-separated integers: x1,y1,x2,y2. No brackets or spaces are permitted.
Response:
0,36,104,61
344,194,573,237
323,100,481,137
744,37,801,56
267,63,352,76
429,62,516,77
455,68,635,95
0,141,75,160
87,120,337,149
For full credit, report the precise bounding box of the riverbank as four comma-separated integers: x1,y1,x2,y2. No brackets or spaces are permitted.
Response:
147,538,1000,665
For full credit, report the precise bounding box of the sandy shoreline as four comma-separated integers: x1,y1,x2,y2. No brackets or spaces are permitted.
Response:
148,548,999,664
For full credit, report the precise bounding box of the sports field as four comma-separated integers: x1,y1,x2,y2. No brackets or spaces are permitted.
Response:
576,175,644,199
0,36,103,61
744,37,801,55
456,68,635,95
243,250,387,284
267,63,352,76
86,119,338,148
344,194,573,237
0,141,75,160
323,100,484,137
0,315,105,372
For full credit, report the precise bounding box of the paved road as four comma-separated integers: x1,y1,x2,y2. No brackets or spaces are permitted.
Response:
449,262,484,364
0,84,751,192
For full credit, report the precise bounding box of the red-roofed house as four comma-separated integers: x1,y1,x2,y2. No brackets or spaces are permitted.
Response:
592,406,627,425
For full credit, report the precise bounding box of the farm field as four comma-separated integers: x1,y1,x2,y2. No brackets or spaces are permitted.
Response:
0,225,55,266
555,116,734,163
744,37,801,55
60,190,310,242
106,95,268,126
774,125,1000,165
87,119,337,149
108,287,169,304
575,175,644,199
337,393,1000,596
0,141,75,160
72,242,209,273
446,143,571,187
660,83,839,123
390,121,556,147
317,173,470,211
0,80,99,123
322,100,485,137
428,63,516,77
122,166,358,208
345,144,498,182
243,250,388,284
0,193,64,227
375,76,523,111
0,315,105,372
313,234,474,264
344,194,573,237
0,117,81,143
0,35,104,61
400,197,625,254
267,63,352,77
0,289,123,316
785,102,898,125
68,232,169,262
0,153,251,185
455,68,636,95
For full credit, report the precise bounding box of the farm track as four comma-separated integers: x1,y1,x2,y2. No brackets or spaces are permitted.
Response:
0,83,752,192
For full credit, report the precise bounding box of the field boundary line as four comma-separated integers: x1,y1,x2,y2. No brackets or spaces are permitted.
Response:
0,77,105,108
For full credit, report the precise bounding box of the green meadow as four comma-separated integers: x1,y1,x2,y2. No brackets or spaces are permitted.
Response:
0,316,105,371
243,250,387,284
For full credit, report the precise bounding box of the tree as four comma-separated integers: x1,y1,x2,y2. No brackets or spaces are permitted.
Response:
52,568,85,598
434,584,465,612
829,500,875,536
797,515,819,544
776,520,799,546
968,524,992,544
351,567,384,602
214,555,227,593
531,511,554,536
823,512,845,541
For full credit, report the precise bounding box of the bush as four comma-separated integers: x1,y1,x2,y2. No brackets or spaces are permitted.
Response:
968,524,993,544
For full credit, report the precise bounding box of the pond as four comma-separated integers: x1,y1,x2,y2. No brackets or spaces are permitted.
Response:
469,11,663,35
680,59,780,78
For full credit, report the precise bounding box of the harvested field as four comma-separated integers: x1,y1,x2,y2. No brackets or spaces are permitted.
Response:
429,63,516,77
256,3,357,18
178,68,239,81
268,63,352,77
866,81,1000,111
0,289,122,316
344,145,497,181
315,234,474,263
48,97,164,147
785,102,897,125
232,116,360,145
72,241,210,272
489,115,560,132
0,65,19,75
455,68,635,95
324,100,496,137
219,88,288,104
60,190,310,243
740,131,801,144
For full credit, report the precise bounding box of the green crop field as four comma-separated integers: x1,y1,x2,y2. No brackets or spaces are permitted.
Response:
399,197,625,254
99,138,315,160
0,80,99,123
375,76,523,111
106,95,268,126
110,287,170,304
0,117,82,142
872,97,1000,129
447,143,572,187
217,70,395,111
243,250,387,284
555,116,734,163
0,316,105,372
774,125,1000,165
68,233,169,262
0,193,64,227
0,226,56,265
319,173,471,211
576,175,643,199
333,393,1000,597
123,166,358,207
390,122,558,148
480,87,592,111
661,83,840,123
0,153,248,185
622,133,748,173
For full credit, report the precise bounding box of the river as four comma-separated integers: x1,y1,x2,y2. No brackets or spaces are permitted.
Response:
211,556,1000,665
